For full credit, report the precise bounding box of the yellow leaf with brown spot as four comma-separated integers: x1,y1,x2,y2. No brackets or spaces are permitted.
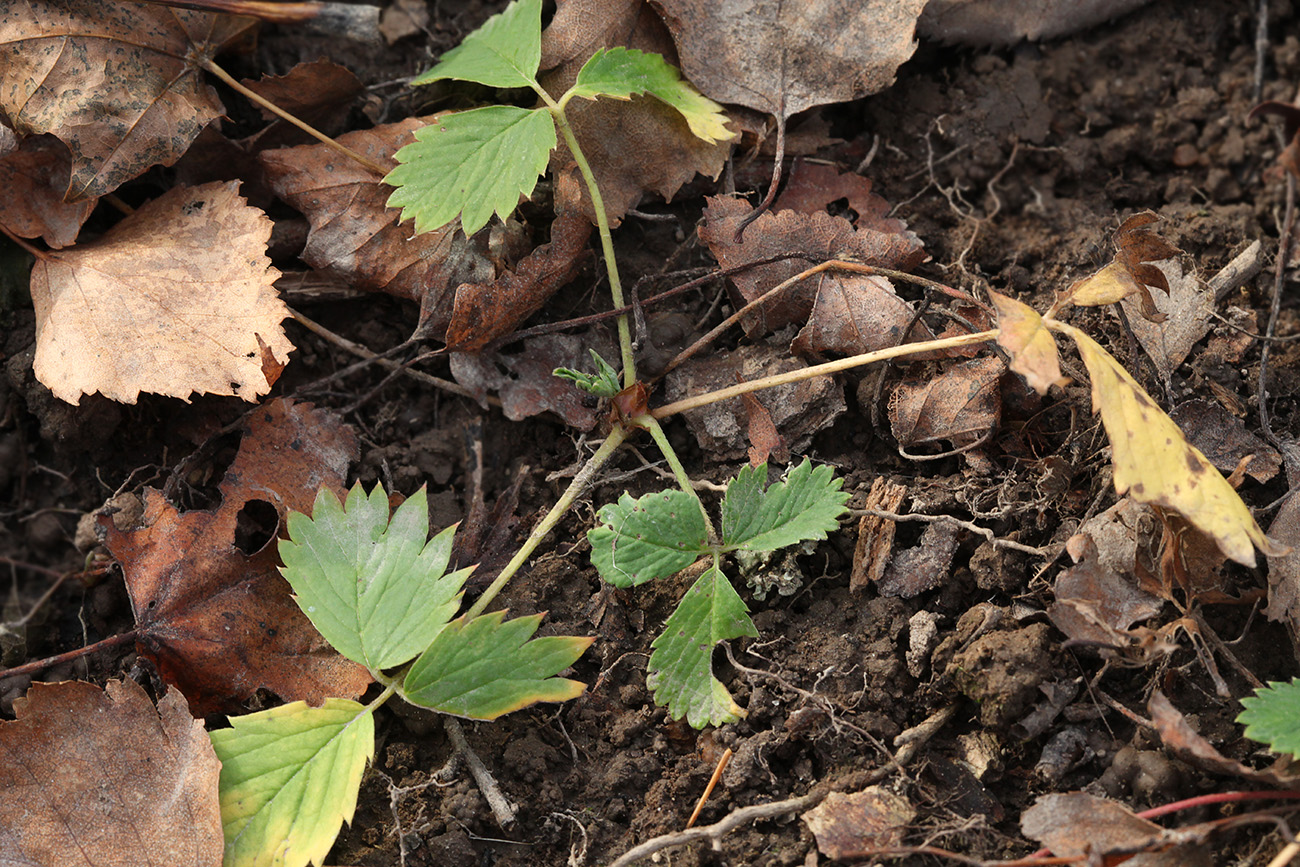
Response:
991,291,1067,395
1059,322,1283,567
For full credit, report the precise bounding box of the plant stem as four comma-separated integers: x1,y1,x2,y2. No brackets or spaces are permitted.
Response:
651,329,999,420
538,91,637,387
204,59,390,178
639,415,716,540
365,678,399,711
465,427,629,619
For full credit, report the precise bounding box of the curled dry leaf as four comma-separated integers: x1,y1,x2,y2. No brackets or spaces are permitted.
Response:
0,680,222,866
0,1,254,200
0,135,95,248
1119,259,1214,382
655,0,926,120
243,59,363,137
1062,211,1180,322
1062,322,1283,568
31,181,293,405
991,291,1066,395
1047,533,1164,650
538,0,730,226
100,398,369,715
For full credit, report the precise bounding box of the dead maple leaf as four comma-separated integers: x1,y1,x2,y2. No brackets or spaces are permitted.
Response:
538,0,730,226
0,0,254,200
699,195,926,338
100,398,369,715
655,0,925,121
1061,211,1180,322
30,181,293,405
888,356,1004,451
773,161,897,218
1062,322,1283,568
0,135,95,248
991,291,1067,395
0,679,222,866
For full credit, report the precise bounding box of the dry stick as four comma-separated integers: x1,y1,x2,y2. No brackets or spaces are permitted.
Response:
1268,841,1300,867
0,631,137,682
138,0,322,22
443,717,518,830
0,225,48,260
732,105,786,244
202,60,390,178
686,748,733,829
850,507,1049,557
1260,168,1296,449
651,329,998,421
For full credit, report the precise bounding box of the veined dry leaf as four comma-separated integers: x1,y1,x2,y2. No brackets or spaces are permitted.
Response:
100,398,370,715
774,160,894,218
991,291,1066,395
1062,211,1180,322
1150,690,1300,787
0,135,95,248
243,59,363,135
888,356,1003,450
802,787,915,860
655,0,925,120
1022,792,1210,865
31,181,293,405
538,0,730,226
0,680,222,866
1060,322,1283,567
0,1,254,200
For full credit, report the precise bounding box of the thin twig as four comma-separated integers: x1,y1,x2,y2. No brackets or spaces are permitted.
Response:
848,508,1049,556
444,717,517,830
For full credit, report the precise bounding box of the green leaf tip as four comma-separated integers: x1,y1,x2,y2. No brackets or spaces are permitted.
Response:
722,460,849,553
570,47,735,144
403,610,594,719
386,105,556,237
647,566,758,728
280,481,471,673
411,0,543,90
212,699,374,867
588,489,710,587
555,349,622,398
1239,678,1300,758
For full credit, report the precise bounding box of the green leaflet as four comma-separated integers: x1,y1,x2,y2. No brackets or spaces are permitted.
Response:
212,699,374,867
411,0,542,89
279,483,469,672
647,565,758,728
386,105,556,237
721,460,849,553
588,489,710,587
1239,678,1300,758
570,47,734,144
403,611,593,719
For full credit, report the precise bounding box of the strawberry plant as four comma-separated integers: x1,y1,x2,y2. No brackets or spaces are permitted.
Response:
1238,678,1300,759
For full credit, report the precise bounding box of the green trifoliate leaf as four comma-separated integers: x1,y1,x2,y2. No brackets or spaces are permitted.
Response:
403,611,593,719
721,460,849,554
647,565,758,728
554,349,621,397
588,489,710,587
211,699,374,867
569,47,735,144
280,483,469,672
386,105,556,236
1239,679,1300,757
411,0,542,89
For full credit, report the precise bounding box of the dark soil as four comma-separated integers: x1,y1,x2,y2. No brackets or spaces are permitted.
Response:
5,1,1300,865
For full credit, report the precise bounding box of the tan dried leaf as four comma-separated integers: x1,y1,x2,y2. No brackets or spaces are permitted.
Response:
991,291,1066,395
0,135,95,248
31,181,292,405
888,355,1003,449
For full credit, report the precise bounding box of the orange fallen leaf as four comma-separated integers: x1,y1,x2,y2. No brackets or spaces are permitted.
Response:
1059,321,1284,567
100,398,370,715
0,1,254,200
31,181,293,405
0,679,222,865
991,291,1066,395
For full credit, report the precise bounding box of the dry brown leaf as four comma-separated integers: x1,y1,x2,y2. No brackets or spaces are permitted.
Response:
792,273,936,358
1150,690,1300,787
1267,486,1300,665
773,161,895,219
1063,211,1180,322
0,135,95,248
991,291,1066,395
0,680,222,866
260,117,497,336
1063,323,1283,568
1021,791,1210,865
30,181,292,405
1047,533,1164,650
888,356,1004,450
1168,399,1280,484
802,787,915,860
100,398,370,715
0,1,254,200
538,0,729,226
699,195,925,337
741,391,786,467
1120,259,1215,381
243,59,363,136
919,0,1155,45
655,0,925,120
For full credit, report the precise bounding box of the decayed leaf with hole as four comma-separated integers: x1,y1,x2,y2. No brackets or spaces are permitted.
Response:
0,135,95,248
1061,322,1283,567
211,699,373,867
31,181,293,405
100,398,370,715
0,680,221,865
0,1,254,200
991,291,1066,395
1062,211,1179,322
654,0,926,120
539,0,730,226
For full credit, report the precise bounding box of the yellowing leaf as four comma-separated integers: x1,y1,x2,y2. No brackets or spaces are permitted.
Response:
991,291,1066,395
1062,260,1143,308
1058,322,1284,567
31,181,292,405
